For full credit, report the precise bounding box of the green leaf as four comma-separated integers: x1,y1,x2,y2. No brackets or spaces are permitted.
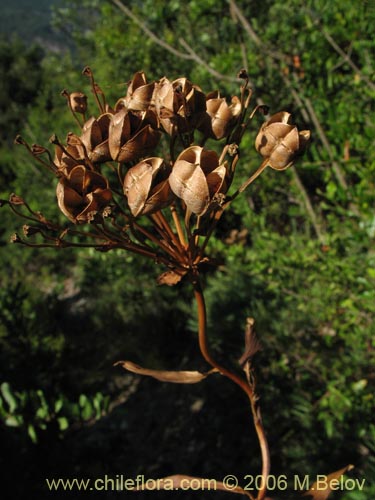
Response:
80,397,94,421
58,417,69,431
54,398,64,414
1,382,18,413
5,415,23,427
28,424,37,443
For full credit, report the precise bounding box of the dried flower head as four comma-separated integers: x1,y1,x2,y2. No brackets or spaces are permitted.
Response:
7,67,310,288
108,108,161,163
169,146,227,216
117,71,156,111
154,77,206,135
80,114,111,164
199,92,242,140
56,165,112,223
124,157,174,217
69,92,88,114
255,111,310,170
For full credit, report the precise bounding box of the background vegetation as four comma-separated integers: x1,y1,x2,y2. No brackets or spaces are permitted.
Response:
0,0,374,498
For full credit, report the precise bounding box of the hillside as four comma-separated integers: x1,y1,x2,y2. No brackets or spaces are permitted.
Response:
0,0,64,46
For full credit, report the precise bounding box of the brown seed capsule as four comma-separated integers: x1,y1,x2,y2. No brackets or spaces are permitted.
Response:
255,111,310,170
199,92,241,140
9,194,25,205
123,157,174,217
56,165,112,223
169,146,227,215
154,77,206,135
69,92,88,114
53,139,85,175
108,108,161,163
116,71,156,111
80,114,111,163
23,224,43,237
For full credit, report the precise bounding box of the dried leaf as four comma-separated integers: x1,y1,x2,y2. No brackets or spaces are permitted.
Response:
114,361,217,384
238,317,261,367
303,465,354,500
157,270,185,286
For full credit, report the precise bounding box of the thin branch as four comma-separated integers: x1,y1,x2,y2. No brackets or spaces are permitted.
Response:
230,0,360,215
290,166,326,244
111,0,191,59
111,0,240,83
178,38,239,83
233,158,269,198
170,204,187,246
229,0,289,62
303,7,375,91
303,96,349,190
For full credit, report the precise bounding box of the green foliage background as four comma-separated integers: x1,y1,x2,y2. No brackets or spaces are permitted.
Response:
0,1,374,499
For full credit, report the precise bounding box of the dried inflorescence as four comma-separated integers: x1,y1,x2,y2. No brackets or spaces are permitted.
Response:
4,66,327,500
56,165,112,223
255,111,310,170
169,146,227,216
5,67,310,284
124,157,173,217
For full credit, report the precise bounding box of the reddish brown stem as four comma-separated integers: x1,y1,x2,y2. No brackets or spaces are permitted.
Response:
193,278,270,500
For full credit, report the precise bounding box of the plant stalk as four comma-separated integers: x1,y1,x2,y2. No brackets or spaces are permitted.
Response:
193,278,270,500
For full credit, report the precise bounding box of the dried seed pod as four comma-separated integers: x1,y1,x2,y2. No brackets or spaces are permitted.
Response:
56,165,112,223
9,194,26,205
124,157,173,216
255,111,310,170
169,146,226,215
154,77,206,135
53,138,86,175
69,92,88,114
109,108,161,163
116,71,156,111
199,92,241,140
80,114,111,163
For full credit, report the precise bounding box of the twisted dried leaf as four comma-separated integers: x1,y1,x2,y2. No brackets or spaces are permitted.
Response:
238,317,261,367
303,465,354,500
114,361,217,384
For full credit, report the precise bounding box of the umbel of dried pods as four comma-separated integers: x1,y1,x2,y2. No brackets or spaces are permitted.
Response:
6,67,310,284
